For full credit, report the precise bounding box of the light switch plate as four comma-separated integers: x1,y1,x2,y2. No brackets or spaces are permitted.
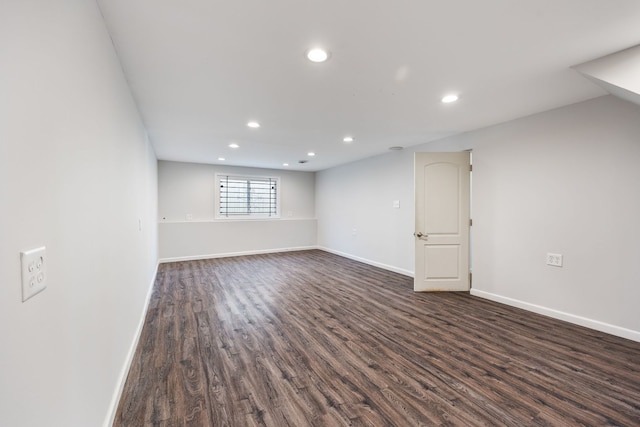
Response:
21,246,47,302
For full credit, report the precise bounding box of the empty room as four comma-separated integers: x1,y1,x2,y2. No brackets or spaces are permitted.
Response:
2,1,640,426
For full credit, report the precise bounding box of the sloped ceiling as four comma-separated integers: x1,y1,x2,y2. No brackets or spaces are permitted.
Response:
574,45,640,107
97,0,640,171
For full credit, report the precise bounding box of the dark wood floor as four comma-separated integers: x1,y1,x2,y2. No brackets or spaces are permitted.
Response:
115,250,640,426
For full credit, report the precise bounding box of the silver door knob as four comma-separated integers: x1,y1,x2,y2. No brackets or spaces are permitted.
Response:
414,232,428,239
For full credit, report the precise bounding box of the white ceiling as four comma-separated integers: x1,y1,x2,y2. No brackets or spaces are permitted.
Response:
97,0,640,171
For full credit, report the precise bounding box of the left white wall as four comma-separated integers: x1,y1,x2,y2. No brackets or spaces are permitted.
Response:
0,1,158,426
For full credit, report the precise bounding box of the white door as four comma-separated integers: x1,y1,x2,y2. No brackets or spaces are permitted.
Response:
414,152,470,292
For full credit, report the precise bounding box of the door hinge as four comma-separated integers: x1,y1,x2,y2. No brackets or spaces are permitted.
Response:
469,164,473,172
469,218,473,226
469,272,473,286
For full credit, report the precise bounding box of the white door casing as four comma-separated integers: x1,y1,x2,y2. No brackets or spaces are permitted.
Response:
414,152,471,292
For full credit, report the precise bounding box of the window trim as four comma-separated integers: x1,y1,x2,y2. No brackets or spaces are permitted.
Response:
215,173,281,220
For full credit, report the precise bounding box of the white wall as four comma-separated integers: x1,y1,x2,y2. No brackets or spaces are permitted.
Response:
316,149,416,275
317,95,640,340
158,160,316,260
0,1,158,426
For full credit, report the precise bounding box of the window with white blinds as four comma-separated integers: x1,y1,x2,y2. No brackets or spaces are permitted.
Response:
217,174,279,218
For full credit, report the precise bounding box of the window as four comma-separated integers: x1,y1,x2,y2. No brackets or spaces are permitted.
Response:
216,174,279,218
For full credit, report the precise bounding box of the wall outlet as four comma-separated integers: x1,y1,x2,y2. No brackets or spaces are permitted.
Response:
21,247,47,302
351,228,357,236
185,213,193,221
393,200,400,209
546,253,563,267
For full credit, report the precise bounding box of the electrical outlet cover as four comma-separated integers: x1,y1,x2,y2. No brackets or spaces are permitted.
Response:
21,246,46,301
546,252,563,267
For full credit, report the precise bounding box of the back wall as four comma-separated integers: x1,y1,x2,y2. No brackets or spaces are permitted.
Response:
158,160,316,261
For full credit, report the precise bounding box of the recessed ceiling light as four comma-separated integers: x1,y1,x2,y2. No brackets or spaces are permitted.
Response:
389,146,404,151
218,157,225,161
283,163,289,167
343,136,354,143
247,121,260,128
306,48,330,63
307,152,316,157
228,143,239,149
441,94,459,103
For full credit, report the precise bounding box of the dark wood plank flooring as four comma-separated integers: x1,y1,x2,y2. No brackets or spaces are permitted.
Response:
115,250,640,426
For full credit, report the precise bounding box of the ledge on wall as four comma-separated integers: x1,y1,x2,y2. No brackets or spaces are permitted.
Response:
159,246,318,264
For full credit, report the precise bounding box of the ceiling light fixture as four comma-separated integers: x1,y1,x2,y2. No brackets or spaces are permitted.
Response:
389,146,404,151
283,163,289,167
228,143,239,148
247,121,260,128
441,94,459,103
343,136,354,143
218,157,225,161
306,48,330,63
307,152,316,157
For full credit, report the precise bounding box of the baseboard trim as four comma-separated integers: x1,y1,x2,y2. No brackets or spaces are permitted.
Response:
103,263,158,427
159,246,318,264
471,289,640,343
317,247,414,278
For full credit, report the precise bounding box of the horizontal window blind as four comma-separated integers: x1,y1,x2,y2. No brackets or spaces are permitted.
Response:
219,175,278,217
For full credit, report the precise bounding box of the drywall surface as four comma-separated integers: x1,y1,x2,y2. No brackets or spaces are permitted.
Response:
468,95,640,338
0,1,158,426
159,219,317,261
158,161,316,260
317,95,640,338
316,149,416,275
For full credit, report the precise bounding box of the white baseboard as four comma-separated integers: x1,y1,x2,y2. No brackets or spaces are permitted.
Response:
103,263,158,427
471,289,640,343
317,246,414,278
159,246,318,264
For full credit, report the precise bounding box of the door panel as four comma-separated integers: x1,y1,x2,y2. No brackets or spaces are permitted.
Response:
424,162,460,234
425,245,460,280
414,152,470,292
